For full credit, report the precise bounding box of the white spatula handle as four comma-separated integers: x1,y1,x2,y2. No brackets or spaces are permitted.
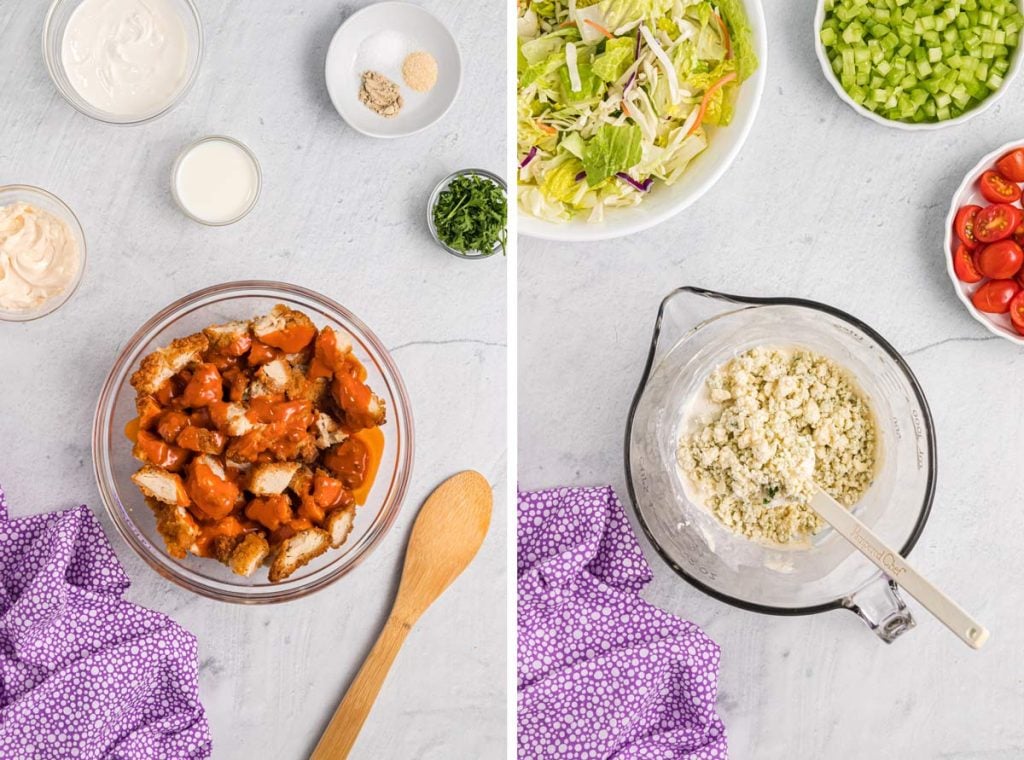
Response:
810,490,988,649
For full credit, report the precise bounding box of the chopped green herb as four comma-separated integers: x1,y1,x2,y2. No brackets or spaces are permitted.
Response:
432,174,507,257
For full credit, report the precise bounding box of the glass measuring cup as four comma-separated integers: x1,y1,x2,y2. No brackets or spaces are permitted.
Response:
625,287,937,643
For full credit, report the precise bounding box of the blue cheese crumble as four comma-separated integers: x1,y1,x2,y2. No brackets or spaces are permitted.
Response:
677,346,877,544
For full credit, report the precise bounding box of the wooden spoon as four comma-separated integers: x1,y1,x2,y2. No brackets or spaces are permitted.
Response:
309,470,493,760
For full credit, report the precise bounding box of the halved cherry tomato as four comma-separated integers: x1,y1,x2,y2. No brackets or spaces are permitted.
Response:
1010,291,1024,336
955,205,982,250
953,243,984,283
975,204,1022,243
971,279,1021,313
979,171,1022,204
996,148,1024,183
1013,222,1024,247
975,240,1024,279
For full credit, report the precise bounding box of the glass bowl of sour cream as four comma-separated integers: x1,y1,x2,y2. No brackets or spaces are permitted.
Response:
0,185,87,322
43,0,203,125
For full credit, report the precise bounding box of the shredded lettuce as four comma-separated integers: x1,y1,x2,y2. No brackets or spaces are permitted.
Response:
558,61,604,103
592,38,634,82
518,0,758,223
581,124,642,186
599,0,674,31
714,0,758,80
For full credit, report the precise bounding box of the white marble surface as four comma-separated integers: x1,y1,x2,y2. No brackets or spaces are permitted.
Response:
519,2,1024,757
0,1,505,758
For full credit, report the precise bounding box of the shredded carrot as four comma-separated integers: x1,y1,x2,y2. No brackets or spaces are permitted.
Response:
715,13,733,59
621,100,632,117
686,71,738,137
536,120,557,134
584,19,615,40
559,19,575,28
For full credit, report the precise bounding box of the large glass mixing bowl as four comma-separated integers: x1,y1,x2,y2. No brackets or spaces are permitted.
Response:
625,288,936,643
92,282,414,603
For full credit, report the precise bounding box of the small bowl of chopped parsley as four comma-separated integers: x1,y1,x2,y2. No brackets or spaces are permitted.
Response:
427,169,507,259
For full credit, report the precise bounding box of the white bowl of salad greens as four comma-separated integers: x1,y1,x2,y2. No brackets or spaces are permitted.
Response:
815,0,1024,130
517,0,767,241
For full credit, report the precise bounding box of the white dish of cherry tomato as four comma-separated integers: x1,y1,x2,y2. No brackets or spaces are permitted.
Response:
945,140,1024,344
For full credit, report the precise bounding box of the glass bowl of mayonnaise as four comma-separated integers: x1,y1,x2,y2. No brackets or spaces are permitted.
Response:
43,0,203,125
0,185,87,322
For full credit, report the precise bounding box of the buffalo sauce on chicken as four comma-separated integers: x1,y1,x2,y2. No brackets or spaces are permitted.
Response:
134,429,188,471
180,363,223,407
187,459,241,520
193,516,256,558
350,427,384,505
258,322,316,354
125,305,387,580
324,437,369,489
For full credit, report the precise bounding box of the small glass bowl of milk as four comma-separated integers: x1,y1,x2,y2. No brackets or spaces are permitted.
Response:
43,0,203,125
171,136,262,226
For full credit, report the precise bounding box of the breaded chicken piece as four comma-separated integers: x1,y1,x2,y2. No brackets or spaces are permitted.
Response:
269,528,330,581
146,497,199,559
364,394,386,427
313,412,347,449
297,437,321,464
310,326,353,377
324,504,356,548
213,402,257,436
130,333,209,395
203,320,252,357
257,358,290,391
252,305,316,351
333,371,387,430
176,425,227,455
225,459,252,480
289,465,314,496
248,462,302,496
229,533,271,577
136,395,163,429
250,358,291,398
132,466,189,506
192,453,228,479
211,535,240,564
287,373,329,405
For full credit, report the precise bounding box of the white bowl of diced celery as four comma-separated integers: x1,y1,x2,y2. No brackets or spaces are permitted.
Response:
815,0,1024,129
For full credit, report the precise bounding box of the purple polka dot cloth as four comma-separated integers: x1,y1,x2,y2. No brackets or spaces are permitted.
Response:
518,486,727,759
0,488,211,759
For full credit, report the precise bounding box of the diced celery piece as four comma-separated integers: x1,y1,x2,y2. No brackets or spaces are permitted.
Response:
820,0,1011,123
